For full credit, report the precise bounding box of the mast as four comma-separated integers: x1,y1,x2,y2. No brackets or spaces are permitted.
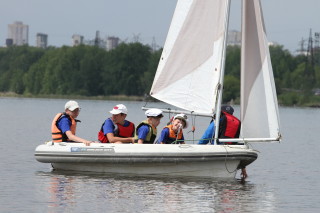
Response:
213,0,231,145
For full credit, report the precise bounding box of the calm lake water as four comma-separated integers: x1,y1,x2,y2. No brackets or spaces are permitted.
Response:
0,97,319,213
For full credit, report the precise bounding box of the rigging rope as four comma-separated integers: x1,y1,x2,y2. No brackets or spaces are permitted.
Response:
187,112,196,144
223,145,239,174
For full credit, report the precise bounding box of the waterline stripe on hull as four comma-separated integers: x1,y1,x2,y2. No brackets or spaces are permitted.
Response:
35,152,257,162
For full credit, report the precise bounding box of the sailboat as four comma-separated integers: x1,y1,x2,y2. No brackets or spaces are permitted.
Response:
35,0,280,178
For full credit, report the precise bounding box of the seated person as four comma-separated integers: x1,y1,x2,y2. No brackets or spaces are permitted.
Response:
98,104,135,143
135,108,164,144
158,114,188,144
218,105,241,141
51,100,92,146
198,105,240,144
198,105,247,179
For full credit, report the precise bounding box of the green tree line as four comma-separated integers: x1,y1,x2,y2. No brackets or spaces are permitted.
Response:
0,43,319,106
223,45,320,106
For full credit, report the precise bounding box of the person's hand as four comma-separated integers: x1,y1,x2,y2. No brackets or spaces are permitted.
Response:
83,140,92,146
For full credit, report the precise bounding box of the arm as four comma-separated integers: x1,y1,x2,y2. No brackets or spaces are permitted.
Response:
159,128,169,144
59,117,92,146
65,131,92,146
198,121,215,144
106,133,134,143
137,125,150,144
103,119,134,143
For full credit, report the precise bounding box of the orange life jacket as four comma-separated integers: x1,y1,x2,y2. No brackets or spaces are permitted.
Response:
98,119,135,143
163,124,183,144
51,113,77,142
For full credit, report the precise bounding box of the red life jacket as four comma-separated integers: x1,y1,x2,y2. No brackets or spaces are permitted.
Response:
51,113,77,142
98,118,135,143
219,112,241,139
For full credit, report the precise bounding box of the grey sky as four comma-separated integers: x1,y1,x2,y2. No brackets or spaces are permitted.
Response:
1,0,319,53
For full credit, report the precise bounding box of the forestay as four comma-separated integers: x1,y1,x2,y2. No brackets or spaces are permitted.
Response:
150,0,229,114
240,0,281,141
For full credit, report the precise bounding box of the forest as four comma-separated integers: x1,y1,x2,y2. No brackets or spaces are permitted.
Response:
0,43,319,106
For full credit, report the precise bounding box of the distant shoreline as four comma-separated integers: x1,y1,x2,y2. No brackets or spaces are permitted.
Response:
1,92,319,108
0,92,147,102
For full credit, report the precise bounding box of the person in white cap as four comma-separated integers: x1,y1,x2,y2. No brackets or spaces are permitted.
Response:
51,100,92,146
158,114,188,144
98,104,135,143
134,108,164,144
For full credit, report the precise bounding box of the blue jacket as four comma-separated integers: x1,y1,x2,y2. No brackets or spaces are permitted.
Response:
198,121,215,144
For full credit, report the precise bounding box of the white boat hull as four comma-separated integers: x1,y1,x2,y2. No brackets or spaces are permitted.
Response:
35,142,258,178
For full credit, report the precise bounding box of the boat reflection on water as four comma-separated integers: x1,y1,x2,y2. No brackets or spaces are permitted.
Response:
47,176,76,208
35,171,276,212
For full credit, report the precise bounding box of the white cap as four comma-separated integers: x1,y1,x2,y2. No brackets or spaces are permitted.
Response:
145,108,163,117
65,100,80,111
110,104,128,115
174,114,188,129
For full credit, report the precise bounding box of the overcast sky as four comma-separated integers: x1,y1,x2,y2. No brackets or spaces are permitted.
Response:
1,0,319,53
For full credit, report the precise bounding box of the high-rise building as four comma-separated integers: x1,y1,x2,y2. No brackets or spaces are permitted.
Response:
106,36,120,51
36,33,48,48
72,34,84,46
7,21,29,46
227,30,241,46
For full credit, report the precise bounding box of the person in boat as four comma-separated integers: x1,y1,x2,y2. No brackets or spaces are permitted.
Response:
98,104,135,143
198,105,247,179
51,100,92,146
158,114,188,144
198,105,240,145
135,108,164,144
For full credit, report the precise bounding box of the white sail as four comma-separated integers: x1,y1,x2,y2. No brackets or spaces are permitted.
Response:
150,0,229,114
240,0,281,140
